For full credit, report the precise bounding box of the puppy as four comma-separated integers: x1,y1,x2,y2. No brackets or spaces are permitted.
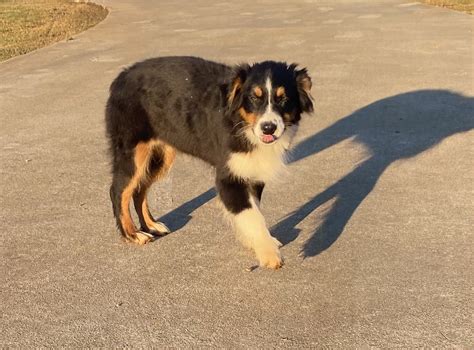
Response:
105,56,313,269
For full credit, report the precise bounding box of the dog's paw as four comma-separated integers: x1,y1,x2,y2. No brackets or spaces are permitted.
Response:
255,238,283,269
148,221,170,236
125,231,153,245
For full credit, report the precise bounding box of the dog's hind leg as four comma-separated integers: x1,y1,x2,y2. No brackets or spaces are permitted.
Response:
133,140,176,237
110,149,136,240
109,141,158,245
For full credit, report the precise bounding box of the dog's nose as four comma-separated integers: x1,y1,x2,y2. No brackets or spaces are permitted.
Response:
261,122,277,135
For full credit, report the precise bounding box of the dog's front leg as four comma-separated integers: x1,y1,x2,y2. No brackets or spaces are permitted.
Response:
216,175,283,269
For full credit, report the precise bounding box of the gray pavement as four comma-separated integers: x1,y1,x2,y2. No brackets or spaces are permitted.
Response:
1,0,473,347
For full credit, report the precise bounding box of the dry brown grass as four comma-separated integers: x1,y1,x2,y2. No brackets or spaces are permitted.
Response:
0,0,108,61
421,0,474,14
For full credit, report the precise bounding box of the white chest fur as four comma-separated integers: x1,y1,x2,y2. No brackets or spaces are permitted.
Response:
226,143,288,183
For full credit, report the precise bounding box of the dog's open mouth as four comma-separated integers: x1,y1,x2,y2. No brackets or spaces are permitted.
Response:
260,134,277,144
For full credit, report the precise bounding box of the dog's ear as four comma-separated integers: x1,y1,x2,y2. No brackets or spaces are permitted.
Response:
294,66,314,114
227,64,250,111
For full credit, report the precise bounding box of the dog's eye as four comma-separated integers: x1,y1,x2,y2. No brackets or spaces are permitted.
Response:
249,95,261,102
275,95,287,106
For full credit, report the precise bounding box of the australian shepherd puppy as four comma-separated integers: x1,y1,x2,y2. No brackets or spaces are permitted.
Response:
106,56,313,269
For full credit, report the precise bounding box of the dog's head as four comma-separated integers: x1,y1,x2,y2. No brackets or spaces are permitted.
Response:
228,61,313,146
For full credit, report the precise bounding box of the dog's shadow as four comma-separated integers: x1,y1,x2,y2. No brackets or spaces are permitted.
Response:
158,188,217,232
159,90,473,257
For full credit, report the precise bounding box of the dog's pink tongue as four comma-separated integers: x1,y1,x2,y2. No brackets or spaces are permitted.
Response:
261,134,275,143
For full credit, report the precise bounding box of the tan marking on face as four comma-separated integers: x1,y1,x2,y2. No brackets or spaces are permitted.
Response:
239,107,257,125
276,86,286,97
253,86,263,97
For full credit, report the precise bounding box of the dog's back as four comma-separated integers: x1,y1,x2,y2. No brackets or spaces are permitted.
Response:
106,56,232,164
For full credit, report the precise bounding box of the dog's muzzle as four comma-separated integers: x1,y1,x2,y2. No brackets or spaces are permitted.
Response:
254,113,285,144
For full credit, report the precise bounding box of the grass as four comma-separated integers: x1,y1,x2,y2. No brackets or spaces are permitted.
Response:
0,0,108,61
421,0,474,14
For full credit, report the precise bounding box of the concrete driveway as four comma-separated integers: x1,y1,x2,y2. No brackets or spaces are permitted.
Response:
1,0,472,347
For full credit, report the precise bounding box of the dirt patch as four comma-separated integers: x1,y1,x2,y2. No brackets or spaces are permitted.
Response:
421,0,474,14
0,0,108,61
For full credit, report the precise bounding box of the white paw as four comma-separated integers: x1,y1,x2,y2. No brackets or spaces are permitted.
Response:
255,237,283,269
149,221,170,236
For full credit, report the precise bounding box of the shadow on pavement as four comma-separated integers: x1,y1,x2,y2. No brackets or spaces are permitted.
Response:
159,90,473,257
159,188,217,232
272,90,473,257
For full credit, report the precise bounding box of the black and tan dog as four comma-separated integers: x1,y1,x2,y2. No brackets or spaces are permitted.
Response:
105,56,313,268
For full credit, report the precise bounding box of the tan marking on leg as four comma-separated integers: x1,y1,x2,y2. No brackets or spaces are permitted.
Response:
133,140,176,236
133,189,149,230
141,197,170,235
160,143,176,178
120,141,154,245
121,179,151,245
141,197,156,228
239,107,257,125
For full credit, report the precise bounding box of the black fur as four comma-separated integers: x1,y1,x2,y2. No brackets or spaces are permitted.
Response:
105,56,313,238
